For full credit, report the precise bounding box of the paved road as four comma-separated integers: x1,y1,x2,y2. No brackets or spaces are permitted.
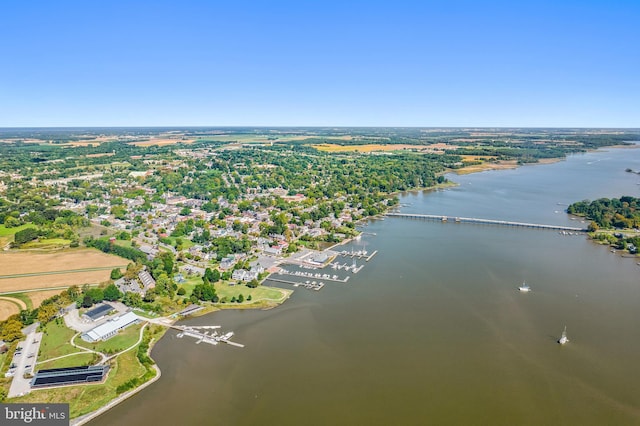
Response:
8,330,43,398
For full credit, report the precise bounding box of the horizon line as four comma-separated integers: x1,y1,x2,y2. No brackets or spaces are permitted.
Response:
1,125,639,130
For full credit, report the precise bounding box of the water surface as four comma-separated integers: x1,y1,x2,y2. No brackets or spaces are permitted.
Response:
92,147,640,425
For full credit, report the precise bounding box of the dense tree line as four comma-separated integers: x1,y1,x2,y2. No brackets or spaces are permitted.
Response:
83,236,148,263
568,196,640,229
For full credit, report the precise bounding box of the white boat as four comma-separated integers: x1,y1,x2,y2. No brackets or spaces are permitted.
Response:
558,326,569,345
518,282,531,292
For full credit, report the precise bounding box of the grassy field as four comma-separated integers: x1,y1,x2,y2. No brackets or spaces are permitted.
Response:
36,352,98,371
38,320,81,361
161,236,194,249
21,238,72,249
0,248,128,292
214,281,291,305
0,224,37,247
73,323,143,354
178,276,291,306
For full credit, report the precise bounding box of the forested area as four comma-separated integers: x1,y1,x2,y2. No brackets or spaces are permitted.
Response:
567,196,640,229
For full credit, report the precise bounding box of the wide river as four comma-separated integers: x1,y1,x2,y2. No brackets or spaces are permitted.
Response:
92,146,640,425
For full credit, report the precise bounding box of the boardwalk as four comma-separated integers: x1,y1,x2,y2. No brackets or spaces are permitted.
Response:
386,213,586,232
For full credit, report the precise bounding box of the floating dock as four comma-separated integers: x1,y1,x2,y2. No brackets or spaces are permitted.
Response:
174,325,244,348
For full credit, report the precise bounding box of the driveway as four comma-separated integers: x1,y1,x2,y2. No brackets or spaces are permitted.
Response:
64,308,95,333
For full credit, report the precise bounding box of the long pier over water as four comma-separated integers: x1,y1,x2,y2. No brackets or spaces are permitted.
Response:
386,213,586,232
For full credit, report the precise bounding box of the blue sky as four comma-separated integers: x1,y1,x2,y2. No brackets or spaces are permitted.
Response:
1,0,638,127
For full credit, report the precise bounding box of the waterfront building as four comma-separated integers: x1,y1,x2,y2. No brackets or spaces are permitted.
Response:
81,312,140,342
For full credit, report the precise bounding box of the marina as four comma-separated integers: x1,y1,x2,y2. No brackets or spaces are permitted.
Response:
174,325,244,348
266,277,325,291
277,268,349,282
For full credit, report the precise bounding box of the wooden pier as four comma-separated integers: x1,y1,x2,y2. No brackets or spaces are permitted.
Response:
386,213,586,232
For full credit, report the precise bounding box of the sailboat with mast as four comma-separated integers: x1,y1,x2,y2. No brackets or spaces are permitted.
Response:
557,326,569,345
518,282,531,292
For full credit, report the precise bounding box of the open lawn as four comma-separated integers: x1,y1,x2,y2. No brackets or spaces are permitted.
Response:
0,249,128,292
0,224,37,247
214,281,291,306
179,275,204,296
160,236,194,249
73,323,143,354
38,320,81,361
21,238,72,249
36,352,98,371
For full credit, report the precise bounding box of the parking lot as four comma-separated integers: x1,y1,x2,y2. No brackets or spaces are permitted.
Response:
7,329,43,398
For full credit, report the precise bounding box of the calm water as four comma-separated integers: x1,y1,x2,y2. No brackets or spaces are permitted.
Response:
92,147,640,425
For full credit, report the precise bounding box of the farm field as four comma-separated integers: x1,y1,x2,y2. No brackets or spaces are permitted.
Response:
0,249,128,293
312,143,456,153
0,299,20,320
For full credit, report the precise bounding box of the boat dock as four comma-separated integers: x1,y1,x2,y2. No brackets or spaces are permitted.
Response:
266,277,326,290
277,268,349,283
386,213,586,232
339,249,376,259
174,325,244,348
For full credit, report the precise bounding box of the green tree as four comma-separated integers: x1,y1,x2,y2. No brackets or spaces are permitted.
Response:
110,268,123,280
104,284,123,301
13,227,38,245
123,292,142,307
81,294,93,308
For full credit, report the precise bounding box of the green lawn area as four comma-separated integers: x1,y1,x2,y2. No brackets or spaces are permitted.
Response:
36,352,98,371
0,223,37,246
73,323,143,354
179,275,203,296
162,236,194,249
0,350,7,372
21,238,72,249
112,239,133,248
38,320,81,361
132,308,159,319
214,281,291,305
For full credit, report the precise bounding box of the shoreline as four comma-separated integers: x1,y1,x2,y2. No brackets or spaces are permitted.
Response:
67,145,627,423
